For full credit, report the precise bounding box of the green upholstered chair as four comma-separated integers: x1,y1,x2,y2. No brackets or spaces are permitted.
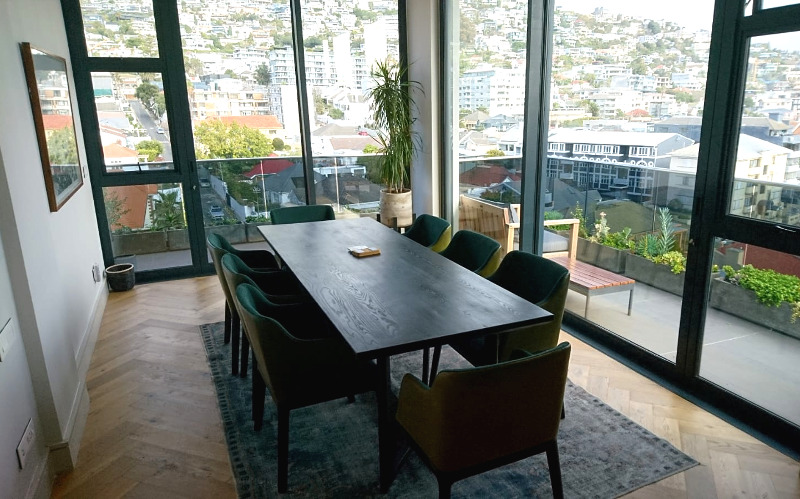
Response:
404,214,452,252
396,343,571,499
236,282,378,493
269,204,335,224
221,253,314,377
438,229,502,278
450,251,571,366
207,233,279,361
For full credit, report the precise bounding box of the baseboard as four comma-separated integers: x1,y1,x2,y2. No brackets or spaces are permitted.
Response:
27,452,53,499
76,286,108,378
48,384,89,474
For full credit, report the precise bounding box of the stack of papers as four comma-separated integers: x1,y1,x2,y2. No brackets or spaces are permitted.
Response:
348,245,381,258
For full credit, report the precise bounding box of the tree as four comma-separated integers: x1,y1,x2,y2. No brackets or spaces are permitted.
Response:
151,190,184,230
136,140,164,161
304,36,323,49
630,58,648,75
193,120,274,159
486,149,505,157
48,127,79,165
104,191,130,230
272,137,284,151
329,108,344,120
363,144,379,154
135,82,160,114
255,64,272,86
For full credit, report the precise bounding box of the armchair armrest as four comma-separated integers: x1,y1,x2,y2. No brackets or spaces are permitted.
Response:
543,218,579,259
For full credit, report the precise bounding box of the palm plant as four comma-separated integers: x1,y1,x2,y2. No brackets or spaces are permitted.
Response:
151,190,184,230
367,57,421,193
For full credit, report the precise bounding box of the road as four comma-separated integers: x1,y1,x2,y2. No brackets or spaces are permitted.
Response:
129,100,172,162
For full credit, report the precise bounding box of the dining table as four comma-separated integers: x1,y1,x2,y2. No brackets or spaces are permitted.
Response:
258,216,553,491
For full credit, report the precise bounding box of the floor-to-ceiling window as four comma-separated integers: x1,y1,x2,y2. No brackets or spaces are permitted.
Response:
445,0,800,455
62,0,403,279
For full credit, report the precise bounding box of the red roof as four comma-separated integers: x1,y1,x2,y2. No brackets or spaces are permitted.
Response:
104,184,158,230
103,143,139,158
244,158,294,177
215,115,283,129
626,109,650,117
460,164,521,187
42,114,73,130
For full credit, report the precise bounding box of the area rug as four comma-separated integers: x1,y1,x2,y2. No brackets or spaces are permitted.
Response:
200,322,697,498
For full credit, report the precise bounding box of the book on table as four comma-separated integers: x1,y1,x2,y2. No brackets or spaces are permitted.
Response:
348,245,381,258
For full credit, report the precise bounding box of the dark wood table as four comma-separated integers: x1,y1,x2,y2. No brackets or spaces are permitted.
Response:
258,217,552,491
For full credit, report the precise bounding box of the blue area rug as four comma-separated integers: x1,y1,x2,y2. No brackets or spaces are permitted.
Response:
200,322,697,498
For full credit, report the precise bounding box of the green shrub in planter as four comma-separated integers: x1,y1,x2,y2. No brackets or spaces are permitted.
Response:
722,264,800,322
651,251,687,274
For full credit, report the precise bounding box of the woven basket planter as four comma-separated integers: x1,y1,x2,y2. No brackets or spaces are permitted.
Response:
106,263,135,292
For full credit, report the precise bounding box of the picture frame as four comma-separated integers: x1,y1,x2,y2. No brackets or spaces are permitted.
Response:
20,42,83,212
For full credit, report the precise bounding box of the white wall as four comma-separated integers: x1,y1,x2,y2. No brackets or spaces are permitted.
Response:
0,0,107,493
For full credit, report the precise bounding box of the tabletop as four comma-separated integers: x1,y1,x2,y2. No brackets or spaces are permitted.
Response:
258,217,552,359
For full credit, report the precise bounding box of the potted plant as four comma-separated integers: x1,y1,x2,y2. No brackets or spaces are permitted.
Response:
367,57,421,227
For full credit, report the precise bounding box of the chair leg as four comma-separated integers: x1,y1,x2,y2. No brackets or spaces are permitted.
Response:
231,313,240,376
277,407,290,493
252,367,266,431
223,301,231,344
429,346,441,385
437,478,452,499
422,348,430,385
546,441,564,499
561,403,566,420
240,332,249,378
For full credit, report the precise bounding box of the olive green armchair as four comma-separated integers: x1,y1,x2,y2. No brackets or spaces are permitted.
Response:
396,343,571,499
236,282,378,493
270,204,335,224
404,214,452,252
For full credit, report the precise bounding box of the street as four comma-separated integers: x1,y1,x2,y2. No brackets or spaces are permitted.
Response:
129,99,173,162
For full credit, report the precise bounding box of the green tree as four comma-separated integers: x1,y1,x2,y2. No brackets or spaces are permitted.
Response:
194,120,274,159
104,191,130,230
304,36,323,49
329,108,344,120
48,127,79,165
363,144,379,154
135,82,160,114
272,137,284,151
630,58,648,75
255,64,272,86
136,139,164,161
486,149,505,157
151,190,184,230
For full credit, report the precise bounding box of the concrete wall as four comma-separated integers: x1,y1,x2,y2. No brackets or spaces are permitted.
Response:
0,0,107,495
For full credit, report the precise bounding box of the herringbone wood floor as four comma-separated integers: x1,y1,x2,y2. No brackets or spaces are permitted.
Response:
52,277,799,498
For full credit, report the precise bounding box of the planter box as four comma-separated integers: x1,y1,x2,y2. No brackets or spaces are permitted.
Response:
623,253,685,296
709,279,799,340
576,238,627,273
111,231,168,255
166,228,190,250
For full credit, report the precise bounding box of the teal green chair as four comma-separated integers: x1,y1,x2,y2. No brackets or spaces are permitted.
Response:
451,251,571,366
270,205,335,224
404,214,452,252
207,233,279,360
236,282,378,493
439,229,502,278
220,253,310,377
396,343,571,499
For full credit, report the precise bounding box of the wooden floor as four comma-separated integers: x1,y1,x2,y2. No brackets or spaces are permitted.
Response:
52,276,799,498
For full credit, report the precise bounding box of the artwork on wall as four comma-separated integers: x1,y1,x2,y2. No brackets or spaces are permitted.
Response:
20,42,83,212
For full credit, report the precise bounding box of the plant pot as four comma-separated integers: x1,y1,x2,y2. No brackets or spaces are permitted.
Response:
709,278,799,339
624,253,685,296
380,189,412,228
576,238,627,273
106,263,135,292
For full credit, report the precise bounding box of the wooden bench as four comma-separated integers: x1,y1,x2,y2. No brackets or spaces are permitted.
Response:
543,218,634,317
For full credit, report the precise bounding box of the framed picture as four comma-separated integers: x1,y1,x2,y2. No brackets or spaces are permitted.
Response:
20,42,83,212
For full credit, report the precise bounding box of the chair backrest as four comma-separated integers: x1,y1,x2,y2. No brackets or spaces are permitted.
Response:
439,229,502,277
270,205,335,224
396,342,571,473
404,214,452,253
207,234,235,307
489,251,571,359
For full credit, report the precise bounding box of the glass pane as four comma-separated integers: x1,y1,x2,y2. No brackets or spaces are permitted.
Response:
451,0,528,233
91,72,174,173
103,183,191,271
700,238,800,426
179,0,308,228
79,0,159,57
299,0,399,218
731,32,800,228
543,1,714,361
762,0,800,8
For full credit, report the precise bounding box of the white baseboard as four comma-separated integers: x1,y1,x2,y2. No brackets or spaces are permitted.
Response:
28,452,53,499
76,286,107,378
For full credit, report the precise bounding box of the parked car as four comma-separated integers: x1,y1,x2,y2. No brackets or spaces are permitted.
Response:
209,205,224,220
156,127,165,135
199,178,211,188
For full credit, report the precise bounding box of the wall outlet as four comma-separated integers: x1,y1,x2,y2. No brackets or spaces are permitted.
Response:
16,419,35,469
92,263,102,283
0,319,14,363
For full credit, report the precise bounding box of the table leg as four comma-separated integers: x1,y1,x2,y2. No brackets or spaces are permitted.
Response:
377,356,393,493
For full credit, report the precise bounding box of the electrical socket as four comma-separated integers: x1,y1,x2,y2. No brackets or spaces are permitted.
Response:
16,419,35,469
92,263,102,283
0,319,14,363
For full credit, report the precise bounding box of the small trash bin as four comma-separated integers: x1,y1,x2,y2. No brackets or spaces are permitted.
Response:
105,263,135,291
